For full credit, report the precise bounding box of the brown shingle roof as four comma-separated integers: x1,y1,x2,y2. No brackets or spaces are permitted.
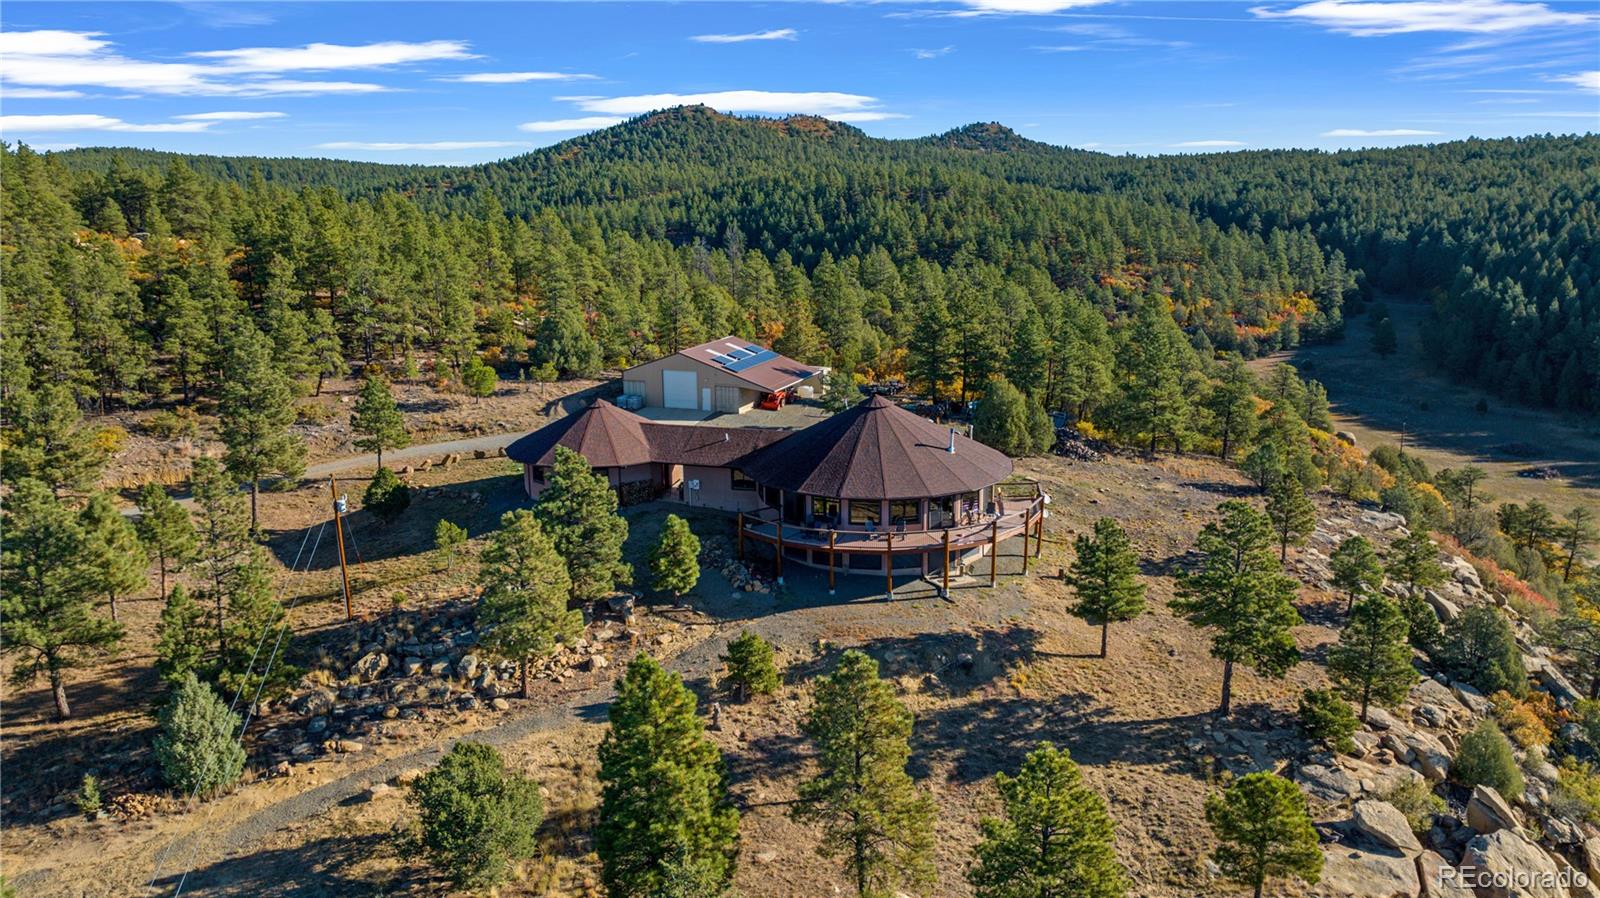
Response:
739,395,1014,500
507,400,787,469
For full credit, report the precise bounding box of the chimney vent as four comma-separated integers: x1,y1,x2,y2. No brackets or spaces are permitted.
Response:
947,428,956,454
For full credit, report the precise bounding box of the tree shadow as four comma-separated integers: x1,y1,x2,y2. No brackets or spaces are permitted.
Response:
155,831,416,897
783,626,1043,700
539,382,619,418
1182,479,1257,498
263,472,524,571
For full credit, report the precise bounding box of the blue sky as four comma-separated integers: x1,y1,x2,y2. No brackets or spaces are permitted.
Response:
1,0,1595,162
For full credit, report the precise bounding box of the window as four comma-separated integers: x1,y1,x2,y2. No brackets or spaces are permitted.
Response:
930,496,956,528
849,500,881,526
812,497,841,525
531,466,546,484
731,468,756,491
960,491,981,520
889,500,920,526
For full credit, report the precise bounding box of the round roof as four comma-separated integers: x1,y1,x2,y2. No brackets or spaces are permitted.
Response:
740,395,1014,500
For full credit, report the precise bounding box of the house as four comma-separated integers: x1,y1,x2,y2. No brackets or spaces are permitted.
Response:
507,396,1047,582
620,337,825,414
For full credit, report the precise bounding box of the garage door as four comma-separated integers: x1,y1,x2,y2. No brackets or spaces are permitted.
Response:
714,385,742,413
662,369,698,409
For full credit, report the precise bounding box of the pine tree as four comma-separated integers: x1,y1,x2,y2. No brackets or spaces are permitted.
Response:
1370,316,1397,357
1205,354,1259,461
1327,597,1418,722
1205,773,1322,898
721,631,780,702
531,295,603,377
1385,530,1446,592
1111,298,1190,455
153,672,246,797
1005,304,1049,399
1171,501,1303,717
975,377,1045,457
0,479,124,719
351,372,409,471
1557,507,1596,581
79,491,149,622
156,584,208,687
410,741,544,891
434,519,468,572
968,741,1127,898
597,653,740,898
215,548,296,700
792,650,937,898
907,291,955,403
1264,478,1317,562
307,307,344,396
136,483,197,600
363,466,410,525
477,510,581,697
218,324,305,529
460,354,498,403
1064,518,1147,658
650,514,702,602
1,382,106,497
535,446,632,602
190,457,253,652
1329,535,1383,614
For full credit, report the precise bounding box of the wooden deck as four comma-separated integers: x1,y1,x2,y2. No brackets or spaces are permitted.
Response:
736,482,1046,592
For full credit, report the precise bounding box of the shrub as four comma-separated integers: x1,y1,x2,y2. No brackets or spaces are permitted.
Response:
721,631,780,701
410,741,543,890
1492,691,1554,751
295,402,338,425
363,466,410,524
94,425,128,455
143,408,200,439
433,519,467,571
1380,779,1445,836
1452,720,1525,798
1298,688,1358,753
1555,759,1600,824
1436,606,1528,698
153,673,246,797
74,774,102,817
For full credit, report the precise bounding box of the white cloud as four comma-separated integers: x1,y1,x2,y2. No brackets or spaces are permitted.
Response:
1322,127,1442,136
444,71,598,83
1250,0,1596,36
567,89,881,117
913,46,955,59
518,116,627,133
0,113,216,133
954,0,1109,15
0,30,428,96
0,87,86,98
1172,139,1246,147
175,110,286,121
316,140,528,151
1031,45,1089,52
0,30,108,56
1550,70,1600,92
690,28,798,43
830,111,911,122
192,40,476,72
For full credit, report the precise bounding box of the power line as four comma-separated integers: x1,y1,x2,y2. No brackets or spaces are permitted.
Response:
147,518,328,894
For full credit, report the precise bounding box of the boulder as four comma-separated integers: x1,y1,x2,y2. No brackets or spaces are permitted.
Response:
1465,785,1517,835
1440,555,1482,590
1460,830,1565,898
352,651,389,683
295,688,337,717
1300,763,1364,803
1423,589,1462,623
1402,730,1451,782
1450,682,1493,717
402,656,424,676
1316,844,1421,897
1353,800,1424,855
1524,655,1583,707
1415,850,1477,898
1367,706,1400,731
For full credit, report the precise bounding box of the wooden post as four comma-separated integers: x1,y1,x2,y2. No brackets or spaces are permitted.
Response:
989,518,999,587
1036,504,1044,557
885,528,893,598
828,529,836,595
737,512,745,560
1021,506,1031,575
775,520,784,585
329,475,353,621
942,528,951,597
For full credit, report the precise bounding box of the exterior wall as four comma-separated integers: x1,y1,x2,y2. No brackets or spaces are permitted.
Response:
521,462,654,500
625,355,766,412
677,465,765,511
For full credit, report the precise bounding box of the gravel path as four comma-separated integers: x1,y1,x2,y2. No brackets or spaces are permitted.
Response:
303,432,524,479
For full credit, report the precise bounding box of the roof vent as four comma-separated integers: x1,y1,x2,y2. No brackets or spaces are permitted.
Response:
947,428,957,454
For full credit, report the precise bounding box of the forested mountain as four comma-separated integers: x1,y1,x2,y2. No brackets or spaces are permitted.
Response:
18,108,1600,417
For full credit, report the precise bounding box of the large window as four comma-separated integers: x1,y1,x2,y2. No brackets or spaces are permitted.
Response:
731,468,756,491
889,500,920,526
849,500,881,527
812,497,841,526
930,496,956,529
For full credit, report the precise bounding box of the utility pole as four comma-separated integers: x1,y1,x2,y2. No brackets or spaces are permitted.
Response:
329,475,353,620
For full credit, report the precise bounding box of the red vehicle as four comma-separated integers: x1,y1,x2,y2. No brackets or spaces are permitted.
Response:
758,390,789,410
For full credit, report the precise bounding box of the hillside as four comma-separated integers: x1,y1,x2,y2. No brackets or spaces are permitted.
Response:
49,110,1600,413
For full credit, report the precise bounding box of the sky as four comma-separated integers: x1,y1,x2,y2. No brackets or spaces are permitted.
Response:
0,0,1596,163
